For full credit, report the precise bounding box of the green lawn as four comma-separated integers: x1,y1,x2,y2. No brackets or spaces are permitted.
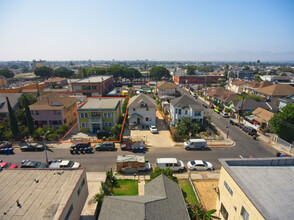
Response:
113,179,138,196
178,179,198,205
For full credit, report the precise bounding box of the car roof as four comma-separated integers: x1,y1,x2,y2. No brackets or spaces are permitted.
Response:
60,160,70,166
49,161,61,168
188,139,206,142
156,158,178,163
0,162,7,167
192,160,204,165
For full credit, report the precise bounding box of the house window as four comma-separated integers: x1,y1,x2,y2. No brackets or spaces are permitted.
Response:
194,112,200,116
108,113,112,118
81,113,84,118
133,108,136,111
220,203,228,220
84,113,88,118
185,110,188,114
104,122,113,127
240,206,249,220
65,204,73,220
82,86,91,90
81,122,88,128
53,110,61,115
145,117,149,122
92,86,96,90
33,110,39,115
175,109,177,113
178,109,181,115
224,181,233,196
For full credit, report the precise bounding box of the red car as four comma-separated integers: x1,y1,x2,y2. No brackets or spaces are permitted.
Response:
0,161,18,169
0,141,12,149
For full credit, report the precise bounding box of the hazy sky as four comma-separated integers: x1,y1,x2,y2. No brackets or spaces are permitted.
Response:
0,0,294,61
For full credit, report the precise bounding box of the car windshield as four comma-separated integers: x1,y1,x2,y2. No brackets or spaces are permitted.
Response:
203,161,208,166
177,161,181,166
186,140,191,144
35,162,41,168
3,163,11,168
190,161,195,165
68,161,74,167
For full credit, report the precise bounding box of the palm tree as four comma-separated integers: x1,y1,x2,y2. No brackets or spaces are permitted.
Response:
189,203,220,220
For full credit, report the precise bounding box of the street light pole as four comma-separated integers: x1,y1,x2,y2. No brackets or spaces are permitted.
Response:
43,131,50,165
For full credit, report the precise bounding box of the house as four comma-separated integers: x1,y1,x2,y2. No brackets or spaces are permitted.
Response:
128,93,157,128
206,87,238,106
260,75,291,83
29,93,77,127
170,95,204,125
279,94,294,110
255,84,294,105
156,81,177,96
251,107,274,129
226,79,248,93
243,81,261,94
45,77,67,88
76,97,123,133
230,98,278,114
99,174,190,220
0,168,88,220
71,75,114,97
0,93,22,119
216,157,294,220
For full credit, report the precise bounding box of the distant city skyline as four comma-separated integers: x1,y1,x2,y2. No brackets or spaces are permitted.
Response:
0,0,294,61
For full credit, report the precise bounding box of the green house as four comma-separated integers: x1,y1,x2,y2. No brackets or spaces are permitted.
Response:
76,98,123,134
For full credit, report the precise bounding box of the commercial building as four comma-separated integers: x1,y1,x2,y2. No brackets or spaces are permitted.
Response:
0,168,88,220
173,75,225,85
216,157,294,220
71,75,114,97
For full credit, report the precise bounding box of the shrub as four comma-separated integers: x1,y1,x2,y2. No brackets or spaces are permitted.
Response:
33,127,45,141
80,128,90,133
47,133,59,141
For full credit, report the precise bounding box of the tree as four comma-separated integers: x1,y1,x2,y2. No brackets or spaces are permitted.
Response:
270,103,294,143
254,75,262,82
189,203,220,220
23,95,34,135
150,167,178,183
6,97,19,138
150,66,171,80
187,66,196,75
281,73,287,76
242,65,251,71
176,117,201,137
0,69,14,78
228,71,235,78
224,64,229,71
53,67,74,78
34,66,53,78
257,60,260,66
111,124,122,140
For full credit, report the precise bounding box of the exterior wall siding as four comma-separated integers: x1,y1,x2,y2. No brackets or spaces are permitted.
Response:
170,104,203,125
128,107,156,126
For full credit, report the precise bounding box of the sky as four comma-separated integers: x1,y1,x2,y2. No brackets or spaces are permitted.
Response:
0,0,294,61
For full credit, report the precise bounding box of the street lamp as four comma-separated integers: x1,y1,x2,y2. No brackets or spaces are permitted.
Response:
43,131,50,165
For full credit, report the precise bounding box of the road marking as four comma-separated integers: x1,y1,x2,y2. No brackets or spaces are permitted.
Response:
239,155,243,158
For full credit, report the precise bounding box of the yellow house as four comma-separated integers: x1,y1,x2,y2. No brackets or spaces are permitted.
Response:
216,157,294,220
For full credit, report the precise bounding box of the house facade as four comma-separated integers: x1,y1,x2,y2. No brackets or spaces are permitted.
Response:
76,98,123,133
156,81,177,96
29,93,77,127
71,75,114,97
279,94,294,110
170,95,204,125
128,93,157,128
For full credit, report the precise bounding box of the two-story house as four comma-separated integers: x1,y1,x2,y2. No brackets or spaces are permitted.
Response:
76,98,123,133
128,93,157,128
156,81,177,96
170,95,204,125
29,93,77,127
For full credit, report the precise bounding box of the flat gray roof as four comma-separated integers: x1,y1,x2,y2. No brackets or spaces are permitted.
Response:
75,75,112,83
78,98,122,110
0,169,84,220
219,157,294,220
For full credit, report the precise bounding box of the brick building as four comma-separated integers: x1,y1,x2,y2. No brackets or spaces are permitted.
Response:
173,75,225,84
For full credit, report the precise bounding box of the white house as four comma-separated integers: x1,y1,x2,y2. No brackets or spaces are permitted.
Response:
128,93,157,128
156,81,177,96
170,95,204,125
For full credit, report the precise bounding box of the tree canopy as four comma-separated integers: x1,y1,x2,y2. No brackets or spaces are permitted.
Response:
34,66,53,78
270,103,294,143
53,67,74,78
254,75,262,82
0,69,14,78
150,167,178,183
176,117,201,137
149,66,171,80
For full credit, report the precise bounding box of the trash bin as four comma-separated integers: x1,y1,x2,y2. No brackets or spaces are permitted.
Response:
229,120,232,124
87,147,93,154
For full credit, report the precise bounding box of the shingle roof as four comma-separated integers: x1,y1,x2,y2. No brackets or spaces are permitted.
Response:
232,98,278,112
29,93,77,110
252,107,274,122
128,93,157,109
157,81,177,89
0,93,22,113
231,80,247,86
99,175,190,220
170,95,204,111
255,84,294,96
259,81,273,88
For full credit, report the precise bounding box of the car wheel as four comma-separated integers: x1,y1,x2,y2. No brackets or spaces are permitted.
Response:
186,147,190,150
193,168,197,171
207,168,211,171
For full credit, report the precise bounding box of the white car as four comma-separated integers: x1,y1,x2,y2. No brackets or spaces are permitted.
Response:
49,160,81,168
220,112,229,118
149,125,158,134
187,160,214,171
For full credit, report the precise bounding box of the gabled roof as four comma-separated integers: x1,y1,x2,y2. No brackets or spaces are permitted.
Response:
231,80,247,86
0,93,22,113
259,81,273,88
128,93,157,109
170,95,204,111
255,84,294,96
232,98,278,112
29,93,77,110
252,107,274,122
157,81,177,89
99,175,190,220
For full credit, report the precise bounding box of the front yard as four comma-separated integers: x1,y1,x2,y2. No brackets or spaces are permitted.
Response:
112,179,138,196
178,179,198,205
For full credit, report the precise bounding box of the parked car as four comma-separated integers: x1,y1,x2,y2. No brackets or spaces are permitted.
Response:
243,126,257,136
20,143,44,152
20,160,48,168
214,108,220,113
70,143,91,154
202,104,207,108
121,142,145,152
149,125,158,134
239,123,246,130
235,122,244,128
96,130,112,139
49,160,81,168
220,112,229,118
0,160,18,169
155,158,185,172
187,160,214,171
0,141,12,149
184,139,207,150
95,142,116,151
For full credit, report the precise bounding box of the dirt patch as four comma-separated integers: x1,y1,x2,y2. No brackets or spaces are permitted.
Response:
193,179,219,211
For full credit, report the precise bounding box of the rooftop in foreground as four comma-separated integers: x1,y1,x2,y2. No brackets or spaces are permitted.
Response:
74,75,112,83
0,168,84,220
219,157,294,220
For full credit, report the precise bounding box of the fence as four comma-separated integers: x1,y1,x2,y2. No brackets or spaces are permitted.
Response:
275,136,294,153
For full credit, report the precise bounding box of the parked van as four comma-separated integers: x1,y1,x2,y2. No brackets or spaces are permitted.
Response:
243,126,257,136
184,139,207,150
155,158,185,172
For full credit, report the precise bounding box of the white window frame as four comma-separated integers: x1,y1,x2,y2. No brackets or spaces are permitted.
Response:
240,206,249,220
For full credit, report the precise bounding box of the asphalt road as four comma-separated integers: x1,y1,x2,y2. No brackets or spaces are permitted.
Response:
1,88,277,172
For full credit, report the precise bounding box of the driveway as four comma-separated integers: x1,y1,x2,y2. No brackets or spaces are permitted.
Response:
127,111,175,148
